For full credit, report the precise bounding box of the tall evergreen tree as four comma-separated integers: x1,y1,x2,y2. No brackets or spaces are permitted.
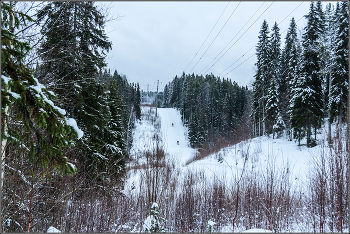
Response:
188,110,200,148
265,76,280,138
37,1,112,116
280,17,300,140
253,20,271,136
318,3,338,142
135,83,141,120
329,1,349,125
36,1,127,183
102,78,127,184
265,22,283,135
162,84,170,107
291,1,324,146
290,71,307,146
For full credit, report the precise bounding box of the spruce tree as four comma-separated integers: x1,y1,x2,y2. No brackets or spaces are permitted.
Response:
36,1,127,182
73,79,109,181
170,75,180,108
319,3,336,113
135,83,141,120
280,18,300,140
253,20,271,136
329,1,349,125
144,203,167,233
318,3,338,142
37,1,112,116
265,22,283,136
290,72,307,146
162,84,170,107
266,77,281,138
1,2,80,178
102,77,127,184
291,1,324,146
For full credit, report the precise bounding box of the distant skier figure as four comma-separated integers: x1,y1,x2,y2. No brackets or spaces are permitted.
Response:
172,123,174,127
177,141,179,145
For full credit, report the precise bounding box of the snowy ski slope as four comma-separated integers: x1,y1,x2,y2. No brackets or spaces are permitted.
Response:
157,108,197,166
130,106,331,186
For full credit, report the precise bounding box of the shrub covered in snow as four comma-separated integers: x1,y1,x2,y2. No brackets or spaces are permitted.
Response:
143,203,167,233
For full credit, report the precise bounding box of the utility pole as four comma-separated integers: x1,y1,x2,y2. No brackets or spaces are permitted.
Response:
155,80,159,117
146,84,150,103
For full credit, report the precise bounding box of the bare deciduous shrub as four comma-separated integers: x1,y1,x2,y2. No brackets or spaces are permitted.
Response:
308,123,349,233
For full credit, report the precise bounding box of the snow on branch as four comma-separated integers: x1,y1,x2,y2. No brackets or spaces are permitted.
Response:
66,118,84,140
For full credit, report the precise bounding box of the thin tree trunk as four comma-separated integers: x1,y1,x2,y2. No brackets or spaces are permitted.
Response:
307,114,311,146
27,178,34,232
328,73,332,144
1,0,15,200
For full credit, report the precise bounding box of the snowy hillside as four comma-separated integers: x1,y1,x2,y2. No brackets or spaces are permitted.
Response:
188,133,315,186
125,106,348,233
131,106,318,186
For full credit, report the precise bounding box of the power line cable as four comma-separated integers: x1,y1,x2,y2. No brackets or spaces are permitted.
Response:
219,44,255,76
224,53,255,76
277,1,304,26
219,5,306,77
183,1,230,72
199,2,265,74
217,1,303,76
202,1,274,75
223,14,305,77
189,1,241,74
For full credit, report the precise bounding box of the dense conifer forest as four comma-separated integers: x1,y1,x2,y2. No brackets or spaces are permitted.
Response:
162,72,250,150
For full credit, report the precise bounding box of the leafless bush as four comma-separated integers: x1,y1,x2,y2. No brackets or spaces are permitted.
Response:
307,124,349,233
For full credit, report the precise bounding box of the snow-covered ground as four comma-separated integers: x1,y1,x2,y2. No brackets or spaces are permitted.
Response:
127,106,197,192
157,108,197,166
187,134,313,187
126,106,348,233
131,106,321,186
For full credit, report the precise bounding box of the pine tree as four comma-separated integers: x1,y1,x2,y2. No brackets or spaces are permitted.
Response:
253,20,271,136
329,1,349,125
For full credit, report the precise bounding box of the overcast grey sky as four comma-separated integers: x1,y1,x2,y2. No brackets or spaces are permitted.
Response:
97,1,332,92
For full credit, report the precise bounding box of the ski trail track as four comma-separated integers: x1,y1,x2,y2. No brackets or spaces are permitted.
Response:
157,108,197,166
